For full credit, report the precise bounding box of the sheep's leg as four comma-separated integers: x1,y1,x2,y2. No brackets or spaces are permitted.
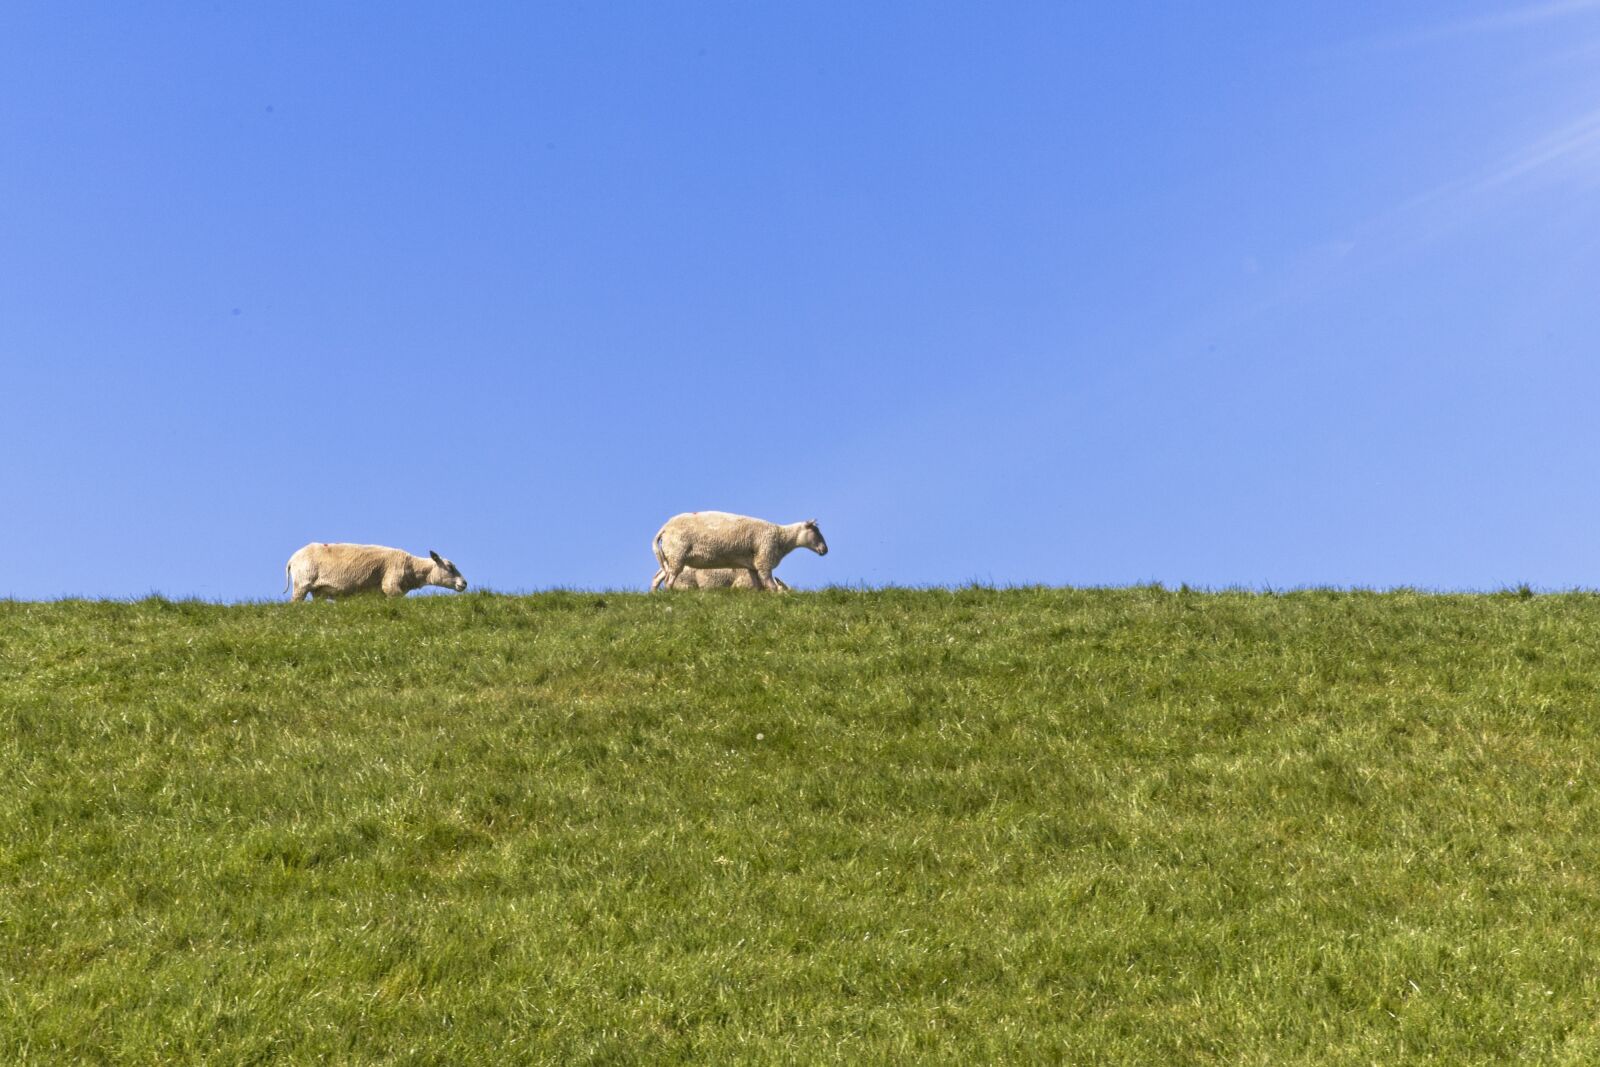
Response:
650,568,668,592
770,575,790,593
749,551,783,591
664,562,686,589
381,576,408,598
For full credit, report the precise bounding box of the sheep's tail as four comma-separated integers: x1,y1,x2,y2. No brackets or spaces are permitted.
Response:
283,559,292,595
651,527,670,590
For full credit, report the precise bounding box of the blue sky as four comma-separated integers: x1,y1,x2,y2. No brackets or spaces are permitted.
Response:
4,3,1600,598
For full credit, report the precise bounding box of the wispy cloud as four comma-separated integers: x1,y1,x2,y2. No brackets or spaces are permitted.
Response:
1362,0,1600,49
1288,107,1600,279
1345,2,1600,227
1441,0,1600,34
1200,105,1600,332
1426,106,1600,199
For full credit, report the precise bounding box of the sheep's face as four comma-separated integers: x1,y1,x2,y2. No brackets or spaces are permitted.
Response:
428,550,469,592
800,520,828,556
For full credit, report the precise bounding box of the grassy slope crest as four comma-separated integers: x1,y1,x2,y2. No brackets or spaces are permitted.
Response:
4,588,1599,1063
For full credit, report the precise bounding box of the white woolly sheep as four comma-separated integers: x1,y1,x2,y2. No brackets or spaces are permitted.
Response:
650,512,826,592
284,543,467,601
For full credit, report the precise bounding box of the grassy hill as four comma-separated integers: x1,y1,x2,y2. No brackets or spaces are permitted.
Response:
4,588,1600,1064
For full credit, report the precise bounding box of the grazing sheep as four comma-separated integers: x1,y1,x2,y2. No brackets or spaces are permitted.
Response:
651,567,790,591
284,543,467,601
650,512,826,592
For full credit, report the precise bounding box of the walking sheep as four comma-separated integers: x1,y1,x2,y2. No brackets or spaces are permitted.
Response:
650,512,827,592
284,543,468,601
651,567,790,591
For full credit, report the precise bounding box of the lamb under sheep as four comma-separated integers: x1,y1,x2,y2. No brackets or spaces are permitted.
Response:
284,543,467,601
650,512,827,592
652,567,790,591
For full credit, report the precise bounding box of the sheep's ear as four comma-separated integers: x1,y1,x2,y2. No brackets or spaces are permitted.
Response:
430,550,444,565
807,519,818,527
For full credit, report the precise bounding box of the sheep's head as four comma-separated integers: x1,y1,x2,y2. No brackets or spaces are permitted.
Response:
428,550,469,592
800,519,828,556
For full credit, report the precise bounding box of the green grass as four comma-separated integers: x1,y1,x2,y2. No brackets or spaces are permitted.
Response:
4,587,1600,1063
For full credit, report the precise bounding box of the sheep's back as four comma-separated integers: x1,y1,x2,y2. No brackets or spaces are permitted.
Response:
660,512,773,567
